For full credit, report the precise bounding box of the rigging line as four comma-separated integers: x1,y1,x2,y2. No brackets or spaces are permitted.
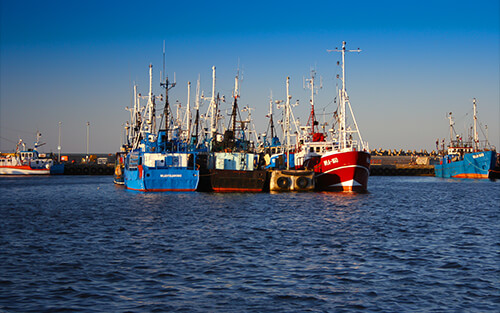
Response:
0,136,18,144
0,126,34,135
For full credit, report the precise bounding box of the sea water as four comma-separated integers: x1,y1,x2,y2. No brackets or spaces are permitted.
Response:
0,175,499,312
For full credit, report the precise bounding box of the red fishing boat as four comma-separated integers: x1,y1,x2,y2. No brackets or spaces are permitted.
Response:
295,41,370,192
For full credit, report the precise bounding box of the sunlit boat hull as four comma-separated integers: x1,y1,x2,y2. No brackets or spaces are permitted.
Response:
0,165,50,175
313,150,370,192
435,150,496,179
124,166,199,192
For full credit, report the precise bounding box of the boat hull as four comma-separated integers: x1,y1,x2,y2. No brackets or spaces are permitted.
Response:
435,150,496,179
124,167,199,192
313,150,371,192
208,169,267,192
0,165,50,175
50,163,65,175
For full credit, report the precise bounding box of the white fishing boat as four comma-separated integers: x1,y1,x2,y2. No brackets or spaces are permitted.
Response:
0,134,53,175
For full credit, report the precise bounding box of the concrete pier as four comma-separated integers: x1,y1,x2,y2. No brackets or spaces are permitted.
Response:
369,155,436,176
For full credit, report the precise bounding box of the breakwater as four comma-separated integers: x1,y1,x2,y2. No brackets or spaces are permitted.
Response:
62,163,114,175
369,155,435,176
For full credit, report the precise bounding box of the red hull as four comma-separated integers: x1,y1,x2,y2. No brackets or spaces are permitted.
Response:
312,150,370,192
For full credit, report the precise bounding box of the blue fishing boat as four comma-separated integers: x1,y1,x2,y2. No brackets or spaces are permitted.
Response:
435,98,497,179
435,150,496,179
121,64,199,191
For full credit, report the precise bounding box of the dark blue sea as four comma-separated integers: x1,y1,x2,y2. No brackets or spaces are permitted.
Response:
0,175,499,312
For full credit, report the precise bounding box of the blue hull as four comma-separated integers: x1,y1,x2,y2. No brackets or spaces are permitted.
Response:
50,163,65,175
124,167,199,192
435,150,496,179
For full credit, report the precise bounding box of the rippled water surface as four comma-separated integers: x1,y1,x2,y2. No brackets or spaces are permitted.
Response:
1,175,499,312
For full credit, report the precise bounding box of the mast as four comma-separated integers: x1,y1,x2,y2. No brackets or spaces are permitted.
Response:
285,77,291,170
305,70,321,136
231,74,239,134
186,81,191,140
210,66,217,139
194,75,201,145
473,98,478,151
160,45,176,142
269,93,275,139
328,41,362,150
146,64,155,134
447,112,454,145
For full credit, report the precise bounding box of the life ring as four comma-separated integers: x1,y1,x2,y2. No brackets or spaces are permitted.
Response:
82,167,89,175
90,167,97,175
296,176,309,189
277,176,290,190
98,167,104,174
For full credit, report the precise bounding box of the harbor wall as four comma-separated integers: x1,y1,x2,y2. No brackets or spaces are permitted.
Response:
369,155,436,176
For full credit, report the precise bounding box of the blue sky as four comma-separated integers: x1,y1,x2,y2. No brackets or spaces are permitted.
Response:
1,0,498,153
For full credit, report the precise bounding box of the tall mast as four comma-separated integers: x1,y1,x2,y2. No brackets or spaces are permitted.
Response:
305,70,321,135
447,112,454,145
473,98,478,151
186,81,191,141
269,93,275,138
328,41,361,150
160,44,176,142
146,64,155,134
133,84,137,142
231,74,240,134
194,75,201,144
210,66,217,139
285,77,291,170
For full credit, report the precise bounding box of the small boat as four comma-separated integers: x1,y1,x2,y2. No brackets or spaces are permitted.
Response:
0,134,53,175
295,41,370,192
122,64,199,191
435,98,497,179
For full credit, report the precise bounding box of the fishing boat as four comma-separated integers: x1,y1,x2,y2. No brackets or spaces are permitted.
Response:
122,64,199,191
435,98,497,179
295,41,370,192
199,67,267,192
0,134,53,175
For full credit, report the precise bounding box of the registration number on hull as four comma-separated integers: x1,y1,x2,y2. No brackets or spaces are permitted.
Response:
323,158,339,167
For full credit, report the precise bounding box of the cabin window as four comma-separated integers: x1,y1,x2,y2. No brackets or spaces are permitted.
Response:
316,147,321,153
310,147,314,152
